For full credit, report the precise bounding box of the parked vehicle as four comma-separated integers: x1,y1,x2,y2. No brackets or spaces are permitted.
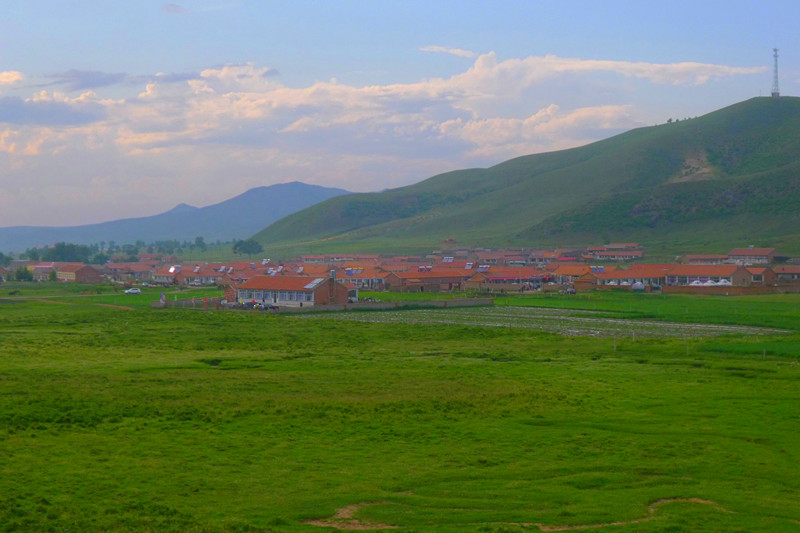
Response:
124,288,142,295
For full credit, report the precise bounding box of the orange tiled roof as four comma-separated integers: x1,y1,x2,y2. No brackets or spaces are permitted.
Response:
472,266,548,278
389,269,474,280
56,263,91,273
238,276,329,291
592,266,669,280
666,265,742,276
552,265,592,276
728,248,776,256
684,254,728,260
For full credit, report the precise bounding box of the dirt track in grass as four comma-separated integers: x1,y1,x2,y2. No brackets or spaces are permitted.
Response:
301,306,786,338
305,498,730,531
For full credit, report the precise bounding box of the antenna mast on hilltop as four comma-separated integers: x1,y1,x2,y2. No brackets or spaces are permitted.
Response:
772,48,780,98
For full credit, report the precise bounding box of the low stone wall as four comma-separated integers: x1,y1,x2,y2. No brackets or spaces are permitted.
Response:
152,297,494,312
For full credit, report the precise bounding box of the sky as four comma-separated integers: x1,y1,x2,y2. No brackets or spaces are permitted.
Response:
1,0,798,227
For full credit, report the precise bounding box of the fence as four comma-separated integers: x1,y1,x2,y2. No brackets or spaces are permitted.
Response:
152,297,494,313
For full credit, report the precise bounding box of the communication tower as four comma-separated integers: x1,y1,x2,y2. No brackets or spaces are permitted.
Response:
772,48,780,98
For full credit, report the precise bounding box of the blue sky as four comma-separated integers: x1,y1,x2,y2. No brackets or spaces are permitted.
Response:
0,1,797,227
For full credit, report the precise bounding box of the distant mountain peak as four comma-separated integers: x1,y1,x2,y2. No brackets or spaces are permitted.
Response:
165,203,199,214
0,182,350,252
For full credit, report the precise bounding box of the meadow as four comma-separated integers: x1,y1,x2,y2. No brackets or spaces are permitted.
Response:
0,287,799,532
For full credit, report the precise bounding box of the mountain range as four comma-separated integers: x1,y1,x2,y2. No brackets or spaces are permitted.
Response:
0,182,349,253
251,97,800,256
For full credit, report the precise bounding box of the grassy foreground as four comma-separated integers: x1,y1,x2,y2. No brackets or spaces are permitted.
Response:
0,293,799,532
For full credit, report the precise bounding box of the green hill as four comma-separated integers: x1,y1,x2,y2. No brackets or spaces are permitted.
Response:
253,97,800,256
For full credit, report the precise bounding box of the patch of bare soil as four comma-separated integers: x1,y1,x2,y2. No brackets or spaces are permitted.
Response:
305,501,397,530
489,498,730,531
95,303,135,310
668,153,717,183
305,498,732,531
33,299,76,305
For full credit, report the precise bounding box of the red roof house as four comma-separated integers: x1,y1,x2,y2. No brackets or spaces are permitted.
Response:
236,275,349,307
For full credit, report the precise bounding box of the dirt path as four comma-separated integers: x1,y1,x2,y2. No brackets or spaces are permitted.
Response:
528,498,730,531
94,303,136,310
304,501,396,530
0,295,136,310
305,498,730,531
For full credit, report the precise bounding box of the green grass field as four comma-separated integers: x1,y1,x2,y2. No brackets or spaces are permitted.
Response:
1,288,799,532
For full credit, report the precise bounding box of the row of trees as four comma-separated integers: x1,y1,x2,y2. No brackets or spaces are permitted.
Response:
3,236,266,267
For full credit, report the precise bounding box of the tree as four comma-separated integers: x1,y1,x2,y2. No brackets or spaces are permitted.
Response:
121,244,138,257
23,248,40,261
48,269,58,282
232,239,263,257
91,253,110,265
0,252,9,268
194,236,207,252
42,242,91,263
14,268,33,281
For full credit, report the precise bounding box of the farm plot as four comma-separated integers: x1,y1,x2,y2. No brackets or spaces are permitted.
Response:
303,306,786,337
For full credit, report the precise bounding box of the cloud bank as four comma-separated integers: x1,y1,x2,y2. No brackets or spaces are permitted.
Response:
0,53,766,227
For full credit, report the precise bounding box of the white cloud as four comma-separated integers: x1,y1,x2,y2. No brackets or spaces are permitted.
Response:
419,46,476,58
0,71,24,85
0,53,767,226
439,104,642,159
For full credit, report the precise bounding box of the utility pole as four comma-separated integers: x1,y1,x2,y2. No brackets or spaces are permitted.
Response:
772,48,780,99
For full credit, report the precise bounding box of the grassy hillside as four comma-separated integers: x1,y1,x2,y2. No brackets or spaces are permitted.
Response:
252,97,800,255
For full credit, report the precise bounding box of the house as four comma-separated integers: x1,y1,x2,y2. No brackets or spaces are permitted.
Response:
105,262,158,282
550,264,595,285
335,266,389,290
587,243,644,262
236,276,349,307
31,263,58,281
153,266,181,285
466,266,551,290
746,267,775,286
664,265,752,287
774,266,800,282
590,249,644,262
179,265,227,286
727,248,778,265
683,254,728,265
383,268,473,292
529,251,558,266
56,263,103,283
576,264,671,290
378,260,430,272
475,252,526,265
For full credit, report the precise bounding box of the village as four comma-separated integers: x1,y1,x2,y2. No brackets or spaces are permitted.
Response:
3,243,800,309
